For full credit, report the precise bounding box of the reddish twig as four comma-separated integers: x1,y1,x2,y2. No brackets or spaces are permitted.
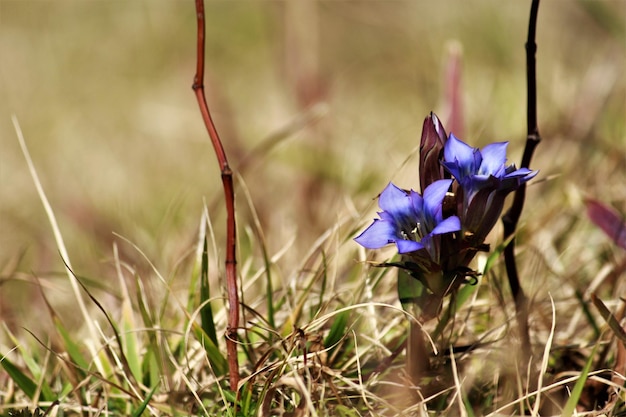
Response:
192,0,240,392
501,0,541,361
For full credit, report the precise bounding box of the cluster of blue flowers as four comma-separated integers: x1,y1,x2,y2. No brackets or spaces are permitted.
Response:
356,113,537,296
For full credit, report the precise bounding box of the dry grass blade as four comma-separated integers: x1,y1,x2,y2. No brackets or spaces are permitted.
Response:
486,370,607,416
12,115,103,374
591,293,626,344
532,294,556,416
449,347,468,417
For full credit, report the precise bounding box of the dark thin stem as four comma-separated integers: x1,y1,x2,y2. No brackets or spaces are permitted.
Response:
193,0,240,392
501,0,541,360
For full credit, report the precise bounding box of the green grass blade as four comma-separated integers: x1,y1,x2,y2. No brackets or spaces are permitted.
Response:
482,235,513,276
193,324,228,376
316,251,328,319
114,244,143,384
324,309,349,352
145,349,161,391
54,317,90,373
200,236,218,347
3,327,56,402
122,312,143,385
66,264,136,386
262,244,275,330
463,396,476,417
575,289,600,339
37,279,90,375
131,384,159,417
135,278,164,388
0,355,39,400
560,342,599,417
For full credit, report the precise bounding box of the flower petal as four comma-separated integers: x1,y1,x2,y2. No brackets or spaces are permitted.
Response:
409,190,424,215
441,160,463,182
444,134,473,164
504,167,538,180
479,142,508,175
396,239,424,254
423,179,453,222
378,183,412,216
431,215,461,235
354,219,396,249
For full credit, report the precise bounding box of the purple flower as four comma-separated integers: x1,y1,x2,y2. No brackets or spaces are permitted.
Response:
443,134,536,196
442,134,538,240
355,180,461,262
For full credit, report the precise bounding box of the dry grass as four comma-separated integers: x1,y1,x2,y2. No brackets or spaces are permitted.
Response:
1,1,625,415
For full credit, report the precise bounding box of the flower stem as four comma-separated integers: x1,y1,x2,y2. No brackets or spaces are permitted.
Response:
502,0,541,362
192,0,240,392
407,309,430,389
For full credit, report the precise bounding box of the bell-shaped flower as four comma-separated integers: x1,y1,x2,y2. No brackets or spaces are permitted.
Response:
355,180,461,263
442,134,538,242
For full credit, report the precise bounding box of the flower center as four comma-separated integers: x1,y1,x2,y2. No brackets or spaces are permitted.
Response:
400,221,424,242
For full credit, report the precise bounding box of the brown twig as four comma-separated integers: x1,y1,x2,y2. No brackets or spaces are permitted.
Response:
501,0,541,361
192,0,240,392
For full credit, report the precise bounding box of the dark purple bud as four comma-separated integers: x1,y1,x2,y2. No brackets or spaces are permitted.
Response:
463,187,507,244
419,112,449,193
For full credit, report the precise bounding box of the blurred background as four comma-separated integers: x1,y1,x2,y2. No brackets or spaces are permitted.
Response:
0,1,624,334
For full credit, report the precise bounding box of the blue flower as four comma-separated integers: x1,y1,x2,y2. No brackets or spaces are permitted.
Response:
442,134,536,197
442,134,538,240
355,180,461,261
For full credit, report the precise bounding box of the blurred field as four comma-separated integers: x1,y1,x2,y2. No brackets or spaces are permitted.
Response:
0,0,625,414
